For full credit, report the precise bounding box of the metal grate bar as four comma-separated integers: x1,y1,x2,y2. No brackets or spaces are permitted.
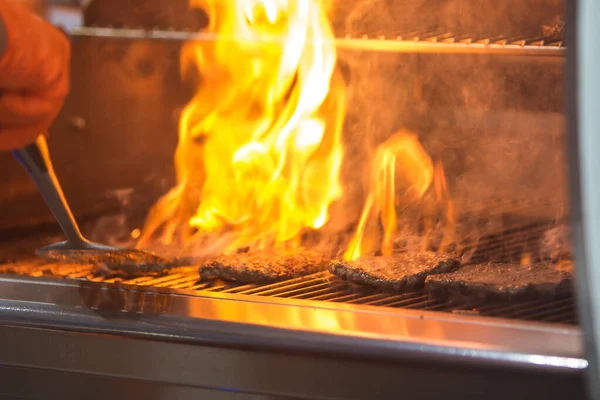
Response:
144,272,198,288
169,277,203,289
190,282,217,290
521,304,576,321
226,272,327,295
385,295,431,308
306,291,354,302
346,293,393,305
479,298,556,315
542,311,578,323
326,293,367,303
421,302,449,311
462,222,553,264
273,282,340,298
287,284,351,300
495,298,574,319
71,27,565,56
220,283,259,294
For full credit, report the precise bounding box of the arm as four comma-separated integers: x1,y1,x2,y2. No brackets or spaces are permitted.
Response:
0,17,6,59
0,0,70,151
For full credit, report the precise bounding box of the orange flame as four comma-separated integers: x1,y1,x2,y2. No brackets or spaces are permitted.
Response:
343,130,438,261
343,130,456,260
433,162,455,252
138,0,346,254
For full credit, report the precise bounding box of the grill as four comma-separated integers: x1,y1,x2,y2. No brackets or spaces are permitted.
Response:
0,1,590,399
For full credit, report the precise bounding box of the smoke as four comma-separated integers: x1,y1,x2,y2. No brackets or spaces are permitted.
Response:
79,0,567,261
325,0,567,258
87,189,137,248
332,0,564,38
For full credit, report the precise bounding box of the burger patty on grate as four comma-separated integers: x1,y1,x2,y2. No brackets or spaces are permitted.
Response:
198,249,329,284
425,262,574,304
329,252,461,292
93,260,175,279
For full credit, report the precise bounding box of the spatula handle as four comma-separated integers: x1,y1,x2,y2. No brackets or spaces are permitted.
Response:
12,135,86,245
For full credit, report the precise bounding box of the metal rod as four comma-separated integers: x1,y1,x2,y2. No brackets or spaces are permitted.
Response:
11,136,85,245
70,27,565,56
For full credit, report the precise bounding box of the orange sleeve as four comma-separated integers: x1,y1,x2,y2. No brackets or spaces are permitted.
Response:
0,11,6,58
0,0,70,151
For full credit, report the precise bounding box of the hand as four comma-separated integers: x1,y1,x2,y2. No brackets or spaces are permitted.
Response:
0,0,70,151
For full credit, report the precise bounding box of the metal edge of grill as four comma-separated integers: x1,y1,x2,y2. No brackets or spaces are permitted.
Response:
0,271,584,365
0,265,577,326
72,27,566,56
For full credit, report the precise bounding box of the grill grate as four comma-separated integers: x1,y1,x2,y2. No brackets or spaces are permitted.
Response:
0,208,574,325
72,27,565,55
342,31,564,47
0,262,577,325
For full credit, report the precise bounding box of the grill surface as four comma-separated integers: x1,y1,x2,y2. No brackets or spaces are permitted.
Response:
0,200,574,325
0,261,577,326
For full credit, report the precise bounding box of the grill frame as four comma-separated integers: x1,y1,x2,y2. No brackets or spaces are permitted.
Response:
0,256,587,399
0,271,586,399
0,259,578,325
0,1,582,397
0,272,584,363
71,27,566,56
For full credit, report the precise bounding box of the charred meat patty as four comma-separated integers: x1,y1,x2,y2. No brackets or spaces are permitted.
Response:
39,248,175,279
198,249,329,284
425,262,574,304
39,248,168,266
329,252,461,292
93,260,176,279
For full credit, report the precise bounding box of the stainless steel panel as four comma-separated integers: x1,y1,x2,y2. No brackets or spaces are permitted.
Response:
0,273,586,399
0,275,585,367
0,365,272,400
567,0,600,398
0,324,585,400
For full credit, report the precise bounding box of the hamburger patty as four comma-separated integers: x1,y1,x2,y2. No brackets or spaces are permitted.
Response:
329,252,461,292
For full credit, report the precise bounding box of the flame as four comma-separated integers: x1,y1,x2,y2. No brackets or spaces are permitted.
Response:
430,161,455,252
343,130,454,261
139,0,346,253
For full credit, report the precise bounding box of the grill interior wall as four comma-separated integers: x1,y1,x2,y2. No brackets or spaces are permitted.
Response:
335,51,565,239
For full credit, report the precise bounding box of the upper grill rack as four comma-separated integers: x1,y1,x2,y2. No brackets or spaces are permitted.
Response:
339,31,564,55
72,27,565,56
0,261,577,325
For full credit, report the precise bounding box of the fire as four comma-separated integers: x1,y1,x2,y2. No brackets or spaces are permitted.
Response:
343,130,454,261
139,0,451,260
138,0,346,254
344,131,433,260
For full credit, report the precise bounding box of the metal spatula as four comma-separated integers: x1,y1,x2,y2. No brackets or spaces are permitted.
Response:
11,135,167,267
